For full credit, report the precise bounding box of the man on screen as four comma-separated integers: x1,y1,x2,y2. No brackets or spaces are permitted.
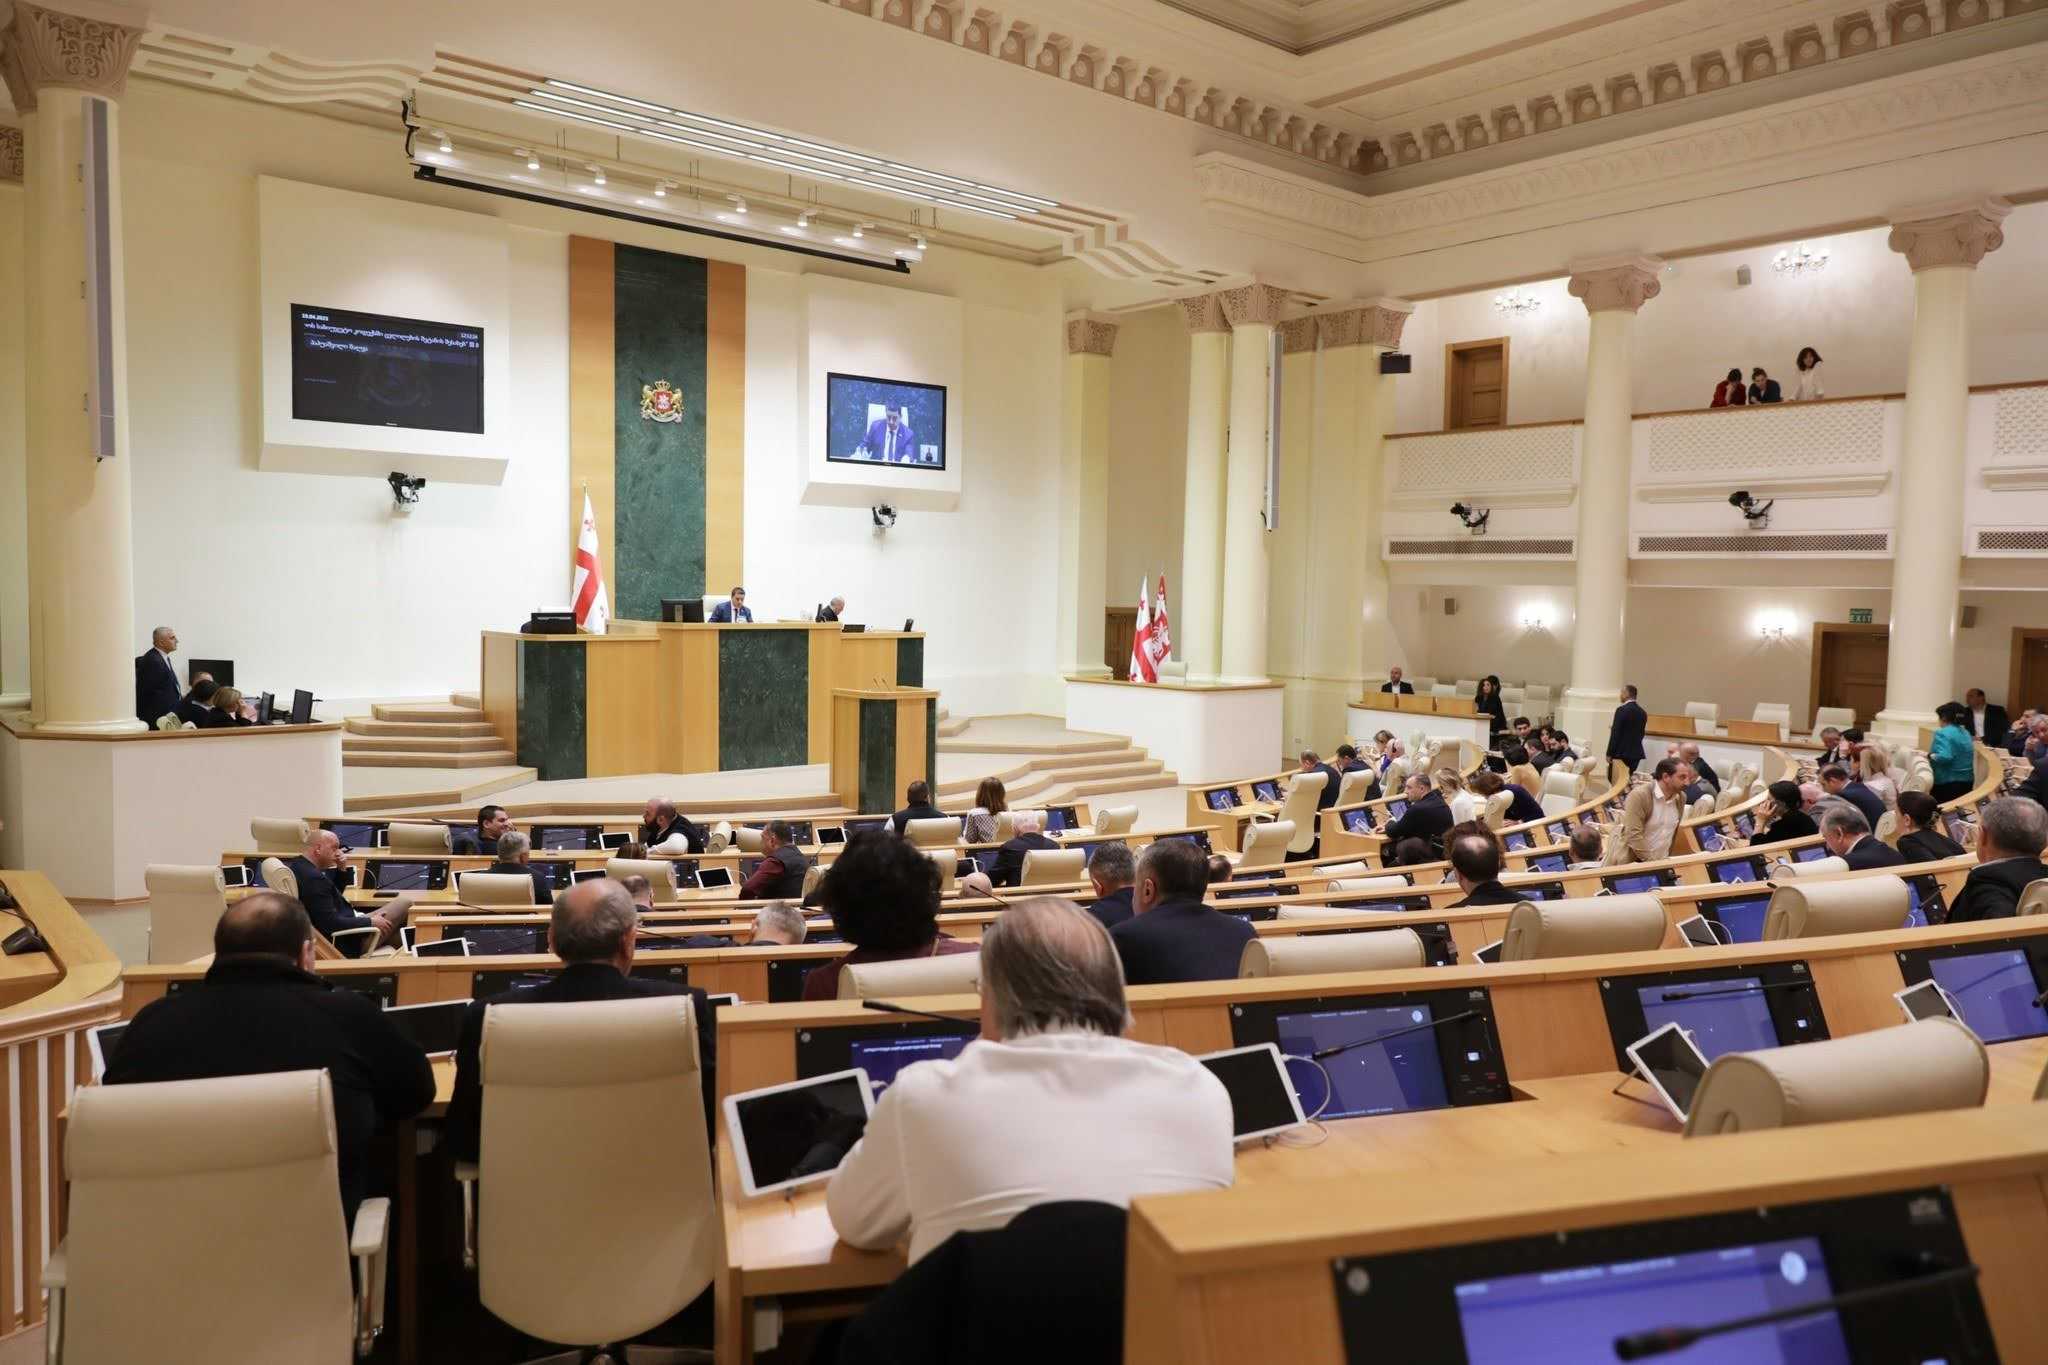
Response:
862,405,917,463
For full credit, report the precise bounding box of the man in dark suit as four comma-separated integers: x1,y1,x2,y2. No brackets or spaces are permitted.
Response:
287,829,412,954
862,406,918,463
989,812,1059,889
739,821,812,899
1820,805,1904,872
890,780,949,836
106,892,434,1222
447,879,717,1162
1379,666,1414,694
1531,730,1572,773
451,804,514,857
1945,799,2046,923
817,595,846,623
1820,765,1886,831
1816,728,1848,766
1297,751,1342,812
1964,689,2010,747
173,674,219,727
707,587,753,623
1446,832,1524,908
1383,774,1454,859
641,797,706,855
2018,758,2048,811
1109,839,1254,985
134,625,182,725
483,829,557,905
1083,841,1136,930
1605,684,1647,774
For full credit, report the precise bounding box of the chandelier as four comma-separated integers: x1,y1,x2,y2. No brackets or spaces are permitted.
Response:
1492,286,1541,316
1772,241,1830,277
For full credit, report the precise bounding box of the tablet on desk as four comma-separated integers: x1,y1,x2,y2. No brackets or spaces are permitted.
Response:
384,999,472,1057
1251,781,1281,804
1196,1043,1305,1143
1205,789,1238,812
704,992,741,1010
1694,823,1725,852
87,1022,128,1080
1675,914,1727,948
598,831,631,851
1624,1021,1711,1122
696,866,735,891
221,864,250,889
724,1069,875,1198
1894,979,1959,1025
1343,809,1374,834
1474,939,1504,964
402,927,471,957
816,825,846,847
572,867,607,884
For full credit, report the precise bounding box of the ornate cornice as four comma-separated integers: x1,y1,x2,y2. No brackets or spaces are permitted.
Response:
1278,317,1318,354
1315,298,1414,351
0,2,145,111
1175,292,1230,335
1887,195,2013,272
1568,255,1664,315
0,127,21,184
1219,282,1289,328
1064,312,1120,356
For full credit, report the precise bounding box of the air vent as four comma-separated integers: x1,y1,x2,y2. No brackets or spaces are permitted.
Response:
1386,538,1575,558
1976,529,2048,553
1635,532,1890,555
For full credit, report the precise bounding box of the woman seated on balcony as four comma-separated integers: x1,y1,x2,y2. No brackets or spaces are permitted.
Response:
1710,368,1747,407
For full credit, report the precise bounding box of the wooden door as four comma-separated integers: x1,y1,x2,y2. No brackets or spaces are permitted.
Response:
1814,626,1890,725
1105,607,1138,681
2012,628,2048,714
1445,339,1509,430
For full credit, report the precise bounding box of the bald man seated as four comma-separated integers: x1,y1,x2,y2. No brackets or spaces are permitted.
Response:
105,892,435,1222
286,829,414,955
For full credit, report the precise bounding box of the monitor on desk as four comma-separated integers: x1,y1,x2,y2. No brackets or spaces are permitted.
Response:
662,598,706,624
1708,856,1765,885
1732,811,1755,838
1527,854,1567,875
1502,831,1530,852
1045,806,1079,834
846,817,889,837
252,691,275,725
367,859,449,893
384,1000,470,1056
1506,881,1565,902
1205,788,1239,812
1603,868,1672,896
815,825,846,847
1343,808,1374,834
472,967,560,1000
1546,822,1571,844
1385,799,1409,820
534,824,599,851
1251,780,1281,804
324,821,381,849
1230,987,1511,1121
796,1018,979,1095
1695,822,1726,852
461,925,551,956
1898,940,2048,1044
767,956,821,1003
1709,893,1774,944
1792,844,1833,863
187,657,234,688
288,689,315,725
1598,960,1827,1068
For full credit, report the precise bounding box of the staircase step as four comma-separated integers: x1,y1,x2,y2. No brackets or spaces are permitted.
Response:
449,691,481,709
936,734,1128,756
344,734,506,753
342,749,518,769
934,747,1151,800
1054,768,1181,800
372,702,486,723
936,714,969,738
347,718,497,738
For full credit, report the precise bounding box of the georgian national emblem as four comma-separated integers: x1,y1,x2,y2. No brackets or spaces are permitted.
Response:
641,381,685,423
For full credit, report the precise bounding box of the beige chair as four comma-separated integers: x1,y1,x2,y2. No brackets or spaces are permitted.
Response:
992,811,1016,844
1683,701,1719,733
1231,820,1294,870
1020,848,1087,887
1481,790,1511,830
922,848,958,895
733,826,765,854
1327,875,1410,894
1875,810,1900,845
460,998,715,1358
703,820,734,854
1239,930,1425,977
802,862,827,899
1761,874,1910,940
251,817,311,854
905,817,959,850
1500,895,1666,962
144,865,227,965
49,1070,389,1363
1275,773,1326,854
259,856,299,897
1810,705,1856,737
1684,1019,1987,1137
1777,853,1849,877
604,858,679,904
1687,793,1715,819
1383,757,1411,789
458,871,540,909
1091,805,1139,837
1313,861,1370,879
837,952,981,1000
1276,903,1391,921
2018,879,2048,918
1751,703,1792,739
1334,770,1375,806
386,822,451,854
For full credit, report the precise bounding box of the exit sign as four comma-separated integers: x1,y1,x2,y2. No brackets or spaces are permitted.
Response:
1850,608,1873,624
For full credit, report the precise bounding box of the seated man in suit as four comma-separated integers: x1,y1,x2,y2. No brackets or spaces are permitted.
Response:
1109,839,1255,986
451,803,514,857
1296,750,1342,812
1383,774,1454,859
1380,666,1413,694
1677,741,1720,795
106,892,435,1223
133,624,182,725
817,595,846,623
1948,799,2048,922
862,405,918,463
1605,684,1647,774
989,812,1059,889
707,586,753,623
1566,825,1607,870
1082,841,1135,930
1815,727,1848,766
891,780,949,836
1446,829,1523,907
287,829,411,955
173,674,218,727
1819,804,1902,871
446,878,717,1163
1531,729,1573,773
484,829,557,905
1964,688,2010,748
739,820,811,899
641,797,705,855
1820,764,1886,831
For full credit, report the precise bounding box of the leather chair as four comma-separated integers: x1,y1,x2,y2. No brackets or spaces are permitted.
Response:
1875,810,1900,845
259,856,299,897
802,862,827,899
704,821,734,854
386,822,452,854
905,817,959,850
1326,875,1410,894
1276,773,1326,855
1481,790,1511,829
1091,805,1138,837
1020,848,1086,887
1313,861,1370,879
251,817,311,854
49,1070,390,1363
605,858,679,904
2018,879,2048,918
1751,703,1792,740
1500,894,1666,962
1684,702,1719,736
922,848,958,895
1777,853,1848,877
1539,768,1581,816
1762,875,1910,940
837,952,981,1000
1811,705,1856,737
1382,757,1411,789
461,998,715,1360
143,864,227,965
1684,1019,1987,1137
1334,770,1375,806
1239,929,1424,977
1276,903,1392,921
1230,821,1294,870
733,826,765,854
458,871,541,909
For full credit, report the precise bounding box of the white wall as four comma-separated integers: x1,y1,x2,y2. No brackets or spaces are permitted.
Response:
0,184,26,705
1105,305,1191,617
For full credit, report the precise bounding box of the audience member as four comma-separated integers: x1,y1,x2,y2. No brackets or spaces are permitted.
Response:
1677,741,1720,794
827,897,1232,1263
1380,667,1413,694
818,595,846,623
1473,676,1508,739
1857,746,1899,811
1798,781,1824,812
2017,755,2048,810
1447,831,1520,907
1332,744,1367,774
2002,711,2037,758
1566,825,1606,869
1816,727,1848,765
624,873,735,949
134,624,182,725
1376,735,1406,774
199,685,256,727
1109,839,1255,986
803,833,976,1000
287,830,409,954
1531,730,1571,773
1791,346,1825,401
1930,703,1977,802
964,777,1008,845
1297,750,1342,811
1473,768,1544,824
1820,805,1902,871
452,804,514,856
1748,366,1782,403
707,585,752,623
1709,368,1746,407
988,812,1059,889
1754,781,1819,844
1205,853,1233,885
1895,792,1965,864
1388,837,1435,868
484,830,556,905
1947,799,2048,922
1083,842,1136,930
174,674,218,727
1383,774,1454,859
739,820,811,899
1820,764,1886,830
2025,716,2048,766
107,892,434,1221
1510,716,1534,746
447,878,717,1162
1606,684,1647,773
617,840,648,862
642,798,706,855
1617,758,1688,863
1440,770,1481,825
750,903,808,946
1963,687,2009,746
621,874,657,912
890,780,949,836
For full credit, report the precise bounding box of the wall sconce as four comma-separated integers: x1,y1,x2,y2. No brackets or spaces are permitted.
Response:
1755,609,1795,641
1519,602,1555,631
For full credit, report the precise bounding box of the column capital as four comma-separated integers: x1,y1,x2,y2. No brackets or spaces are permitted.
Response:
1174,292,1229,334
1886,195,2012,272
1567,254,1664,314
1218,281,1290,329
1313,297,1415,351
0,0,146,112
1063,310,1119,356
0,125,21,183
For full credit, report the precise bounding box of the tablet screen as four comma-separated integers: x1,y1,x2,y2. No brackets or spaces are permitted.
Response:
386,1000,470,1054
1252,781,1281,803
1198,1045,1302,1139
1629,1025,1707,1118
1710,858,1761,885
729,1073,870,1194
847,1031,975,1096
697,866,734,890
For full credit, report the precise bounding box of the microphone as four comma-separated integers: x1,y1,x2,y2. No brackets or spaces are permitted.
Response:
862,999,976,1027
1613,1262,1980,1360
1659,980,1812,1003
1311,1009,1480,1061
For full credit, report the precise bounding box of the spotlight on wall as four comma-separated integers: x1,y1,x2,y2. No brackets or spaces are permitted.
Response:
387,471,427,510
871,503,898,533
589,164,606,186
1728,489,1774,530
518,148,539,171
654,181,669,197
1449,502,1491,535
728,194,747,214
797,211,812,229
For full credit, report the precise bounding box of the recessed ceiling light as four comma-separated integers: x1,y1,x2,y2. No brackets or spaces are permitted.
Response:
749,155,843,180
513,100,634,134
543,78,669,114
785,137,881,163
971,182,1059,209
940,200,1018,220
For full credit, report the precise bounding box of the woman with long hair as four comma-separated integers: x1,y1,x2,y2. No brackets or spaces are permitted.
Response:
964,776,1008,844
1792,346,1825,401
1473,674,1508,740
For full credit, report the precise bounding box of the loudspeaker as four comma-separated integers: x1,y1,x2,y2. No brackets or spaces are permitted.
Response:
1735,264,1753,287
1960,605,1978,629
82,96,117,460
1443,597,1459,616
1380,352,1412,374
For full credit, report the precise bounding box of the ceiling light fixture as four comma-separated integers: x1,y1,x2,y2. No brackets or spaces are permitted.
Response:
939,201,1018,220
728,195,747,214
517,148,539,170
512,100,634,134
750,154,843,180
1492,286,1541,316
542,78,668,113
1773,241,1830,277
786,137,881,163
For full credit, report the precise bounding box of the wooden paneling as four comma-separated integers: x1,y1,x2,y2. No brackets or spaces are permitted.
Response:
677,631,720,773
568,237,616,597
703,260,746,594
1489,977,1613,1079
1812,622,1890,726
832,693,863,809
1106,606,1138,680
584,639,659,777
480,633,518,754
1444,337,1508,430
895,696,927,794
835,635,896,691
2011,627,2048,714
808,629,836,765
1952,1172,2048,1360
1810,949,1907,1038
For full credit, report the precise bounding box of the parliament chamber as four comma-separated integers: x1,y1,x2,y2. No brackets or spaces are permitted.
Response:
3,0,2048,1361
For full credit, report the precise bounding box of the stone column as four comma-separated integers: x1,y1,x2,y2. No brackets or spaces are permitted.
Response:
1056,312,1117,679
1875,196,2010,739
1218,283,1288,684
0,125,28,709
1268,317,1317,745
4,1,146,732
1175,293,1230,684
1556,255,1662,756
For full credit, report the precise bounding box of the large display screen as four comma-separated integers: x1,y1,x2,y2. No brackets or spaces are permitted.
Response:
291,304,484,433
1637,975,1781,1060
1274,1003,1451,1120
1927,948,2048,1043
825,372,947,469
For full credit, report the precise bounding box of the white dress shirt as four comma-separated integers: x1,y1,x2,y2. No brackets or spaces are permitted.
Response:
826,1028,1234,1264
1449,790,1483,824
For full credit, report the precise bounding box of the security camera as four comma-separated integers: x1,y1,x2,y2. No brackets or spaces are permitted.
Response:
1449,502,1490,535
388,472,427,506
1728,489,1773,529
871,504,897,532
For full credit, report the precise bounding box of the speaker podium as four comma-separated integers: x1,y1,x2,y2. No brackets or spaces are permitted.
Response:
830,689,938,814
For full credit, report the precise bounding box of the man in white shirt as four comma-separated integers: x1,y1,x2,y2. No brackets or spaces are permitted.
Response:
826,896,1234,1264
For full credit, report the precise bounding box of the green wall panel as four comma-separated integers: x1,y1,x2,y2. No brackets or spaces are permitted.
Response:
719,631,809,770
896,637,924,688
517,641,587,781
614,245,707,620
859,698,897,816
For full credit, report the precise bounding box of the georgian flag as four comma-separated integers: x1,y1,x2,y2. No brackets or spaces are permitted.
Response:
572,491,610,635
1147,575,1172,676
1129,579,1157,683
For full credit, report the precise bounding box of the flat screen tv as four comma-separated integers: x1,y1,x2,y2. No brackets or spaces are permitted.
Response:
825,372,946,470
291,304,484,434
